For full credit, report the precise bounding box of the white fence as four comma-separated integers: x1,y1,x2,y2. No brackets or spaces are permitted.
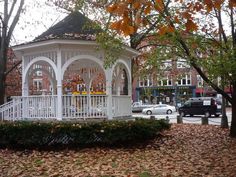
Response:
62,95,107,118
22,96,57,119
0,94,132,121
0,100,14,120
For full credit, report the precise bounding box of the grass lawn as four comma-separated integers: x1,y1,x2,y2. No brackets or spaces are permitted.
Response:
0,124,236,177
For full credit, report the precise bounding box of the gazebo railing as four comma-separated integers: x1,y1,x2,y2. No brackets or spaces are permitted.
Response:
1,94,132,120
112,95,132,117
21,96,58,119
0,100,14,120
62,95,108,118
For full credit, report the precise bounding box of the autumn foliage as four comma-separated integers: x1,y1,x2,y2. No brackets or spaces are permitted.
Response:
106,0,236,36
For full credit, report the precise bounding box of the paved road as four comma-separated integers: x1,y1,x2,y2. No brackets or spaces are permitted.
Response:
132,110,232,126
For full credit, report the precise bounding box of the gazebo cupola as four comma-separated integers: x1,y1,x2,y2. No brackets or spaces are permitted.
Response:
10,11,138,120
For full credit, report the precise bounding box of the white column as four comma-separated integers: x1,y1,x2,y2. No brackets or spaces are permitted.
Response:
56,48,63,120
21,56,29,96
105,68,113,120
21,55,29,118
86,82,91,115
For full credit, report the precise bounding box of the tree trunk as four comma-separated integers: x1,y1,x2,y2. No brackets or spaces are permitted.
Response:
0,75,6,105
0,46,8,105
221,97,229,128
230,84,236,137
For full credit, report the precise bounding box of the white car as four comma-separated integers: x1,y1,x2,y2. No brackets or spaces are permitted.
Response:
142,104,176,115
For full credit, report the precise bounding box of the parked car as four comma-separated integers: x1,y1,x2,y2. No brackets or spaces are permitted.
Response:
178,97,222,117
132,101,154,112
142,104,176,115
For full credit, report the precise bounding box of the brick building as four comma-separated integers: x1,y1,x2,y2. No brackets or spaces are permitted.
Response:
132,58,222,106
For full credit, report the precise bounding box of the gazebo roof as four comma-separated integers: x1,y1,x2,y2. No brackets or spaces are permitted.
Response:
34,11,101,42
13,11,139,57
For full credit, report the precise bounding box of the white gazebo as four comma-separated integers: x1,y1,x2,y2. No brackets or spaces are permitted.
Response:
0,12,138,120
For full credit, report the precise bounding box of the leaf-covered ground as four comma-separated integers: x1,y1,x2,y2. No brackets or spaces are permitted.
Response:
1,124,236,177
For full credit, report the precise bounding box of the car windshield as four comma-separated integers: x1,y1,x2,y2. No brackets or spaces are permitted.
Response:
154,104,167,108
184,101,191,106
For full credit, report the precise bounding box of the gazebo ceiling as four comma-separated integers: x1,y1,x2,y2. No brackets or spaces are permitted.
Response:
34,11,102,42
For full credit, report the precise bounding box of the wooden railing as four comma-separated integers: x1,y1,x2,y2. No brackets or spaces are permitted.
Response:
0,100,14,120
22,96,58,119
62,95,108,118
0,94,132,120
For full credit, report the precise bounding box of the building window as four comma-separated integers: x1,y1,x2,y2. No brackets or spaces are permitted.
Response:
187,75,191,85
177,74,191,86
177,59,190,68
33,79,42,91
158,76,172,86
139,76,153,87
160,60,172,70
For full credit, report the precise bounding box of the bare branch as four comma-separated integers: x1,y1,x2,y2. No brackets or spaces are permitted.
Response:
4,60,21,77
8,0,17,20
214,7,228,45
7,0,25,42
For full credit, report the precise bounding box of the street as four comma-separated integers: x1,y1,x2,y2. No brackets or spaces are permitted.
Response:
132,109,232,126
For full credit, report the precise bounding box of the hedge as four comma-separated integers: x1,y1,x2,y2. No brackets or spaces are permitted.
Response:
0,118,170,149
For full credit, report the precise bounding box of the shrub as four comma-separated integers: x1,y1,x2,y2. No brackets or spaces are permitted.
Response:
0,119,170,149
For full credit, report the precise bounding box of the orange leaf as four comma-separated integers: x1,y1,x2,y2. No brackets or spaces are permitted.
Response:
204,0,213,12
158,25,175,35
106,5,117,13
110,21,121,30
229,0,236,7
155,0,164,12
174,16,180,23
214,0,223,10
182,11,192,19
185,20,198,31
123,25,135,36
144,5,151,15
116,3,127,15
194,2,204,12
133,2,141,9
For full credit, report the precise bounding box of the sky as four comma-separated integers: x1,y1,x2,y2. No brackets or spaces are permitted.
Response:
12,0,67,45
8,0,232,46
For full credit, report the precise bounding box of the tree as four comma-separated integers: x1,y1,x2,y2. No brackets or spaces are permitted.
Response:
54,0,236,137
0,0,25,105
103,0,236,137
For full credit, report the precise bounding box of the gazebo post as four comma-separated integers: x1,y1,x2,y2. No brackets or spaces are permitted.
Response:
56,49,63,120
21,57,29,118
22,58,29,97
105,68,113,120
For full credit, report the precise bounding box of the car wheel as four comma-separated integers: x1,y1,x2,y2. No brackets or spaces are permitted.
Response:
166,109,172,114
190,114,193,117
146,110,152,115
180,111,185,117
205,111,210,117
